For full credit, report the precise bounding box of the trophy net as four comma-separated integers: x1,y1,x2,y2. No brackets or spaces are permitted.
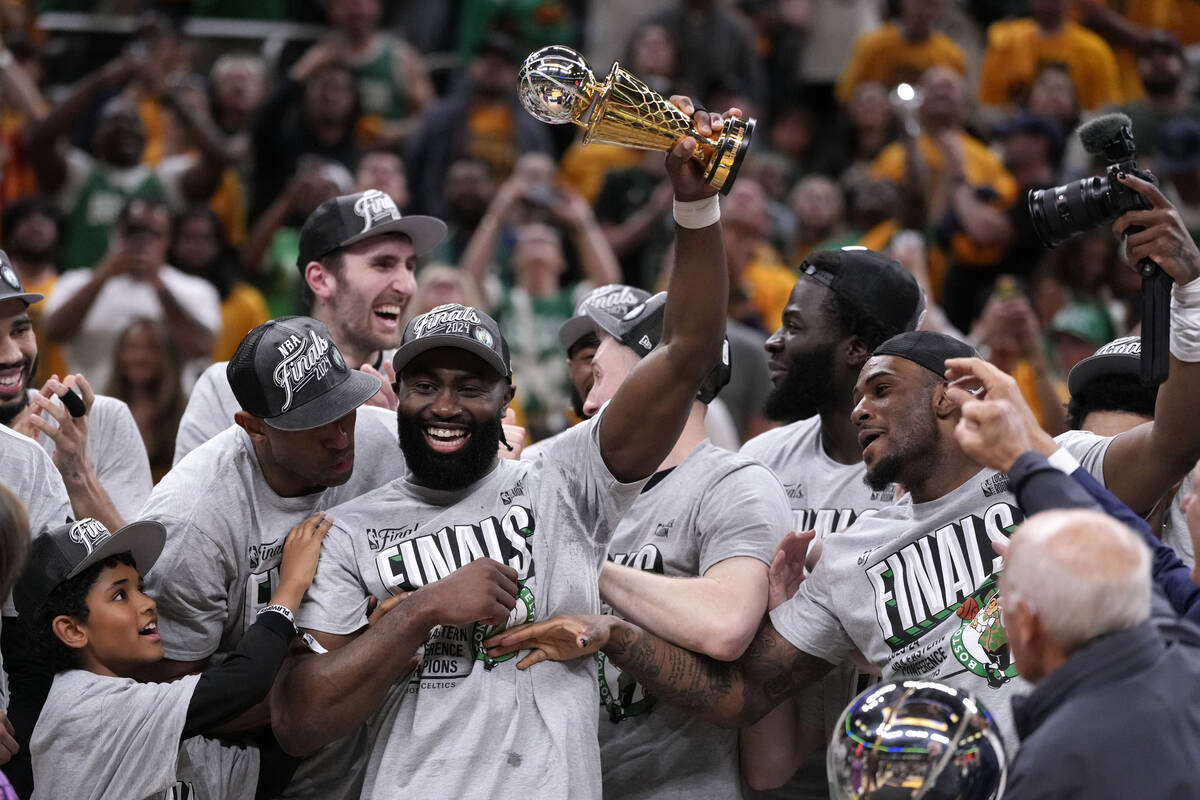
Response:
583,66,719,155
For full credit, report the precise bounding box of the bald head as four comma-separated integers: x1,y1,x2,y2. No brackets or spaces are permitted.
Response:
1005,510,1151,652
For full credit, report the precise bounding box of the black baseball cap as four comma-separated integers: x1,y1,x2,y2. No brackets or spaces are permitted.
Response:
873,330,979,378
586,292,732,402
558,284,652,351
13,517,165,617
227,316,381,430
799,249,925,336
392,303,511,378
296,189,447,269
1067,336,1142,396
0,249,42,307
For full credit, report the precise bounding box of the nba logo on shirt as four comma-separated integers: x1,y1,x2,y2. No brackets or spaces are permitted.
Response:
69,518,110,555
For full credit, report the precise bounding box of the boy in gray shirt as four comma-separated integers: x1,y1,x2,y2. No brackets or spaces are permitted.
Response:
18,513,328,800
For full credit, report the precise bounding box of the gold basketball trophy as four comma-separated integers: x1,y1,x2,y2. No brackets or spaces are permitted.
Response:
517,46,755,194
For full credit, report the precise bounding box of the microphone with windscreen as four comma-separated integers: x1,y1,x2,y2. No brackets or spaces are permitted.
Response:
1027,113,1170,385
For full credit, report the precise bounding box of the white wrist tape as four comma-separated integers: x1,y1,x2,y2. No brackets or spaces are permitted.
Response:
673,195,720,229
1170,277,1200,362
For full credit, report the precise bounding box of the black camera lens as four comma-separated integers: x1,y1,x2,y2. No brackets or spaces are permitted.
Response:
1028,170,1152,248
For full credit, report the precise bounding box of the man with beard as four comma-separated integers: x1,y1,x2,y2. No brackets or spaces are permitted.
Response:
271,103,733,800
486,173,1200,753
173,188,446,462
28,52,226,272
136,316,408,800
737,248,922,795
1117,31,1200,160
0,251,149,529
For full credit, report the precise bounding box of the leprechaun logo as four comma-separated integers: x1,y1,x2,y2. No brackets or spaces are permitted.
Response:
866,502,1022,691
951,576,1016,688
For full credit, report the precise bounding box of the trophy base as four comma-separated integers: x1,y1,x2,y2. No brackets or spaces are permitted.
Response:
705,116,755,195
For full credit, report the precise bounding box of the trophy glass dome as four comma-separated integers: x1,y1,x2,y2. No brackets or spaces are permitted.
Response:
518,45,596,125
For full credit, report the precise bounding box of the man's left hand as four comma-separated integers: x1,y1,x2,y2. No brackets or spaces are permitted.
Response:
664,96,741,202
1114,173,1200,286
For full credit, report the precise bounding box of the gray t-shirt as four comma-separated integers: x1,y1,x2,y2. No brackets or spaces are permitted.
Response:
740,416,900,799
27,390,152,521
0,424,74,707
598,441,789,800
31,670,257,800
140,405,404,800
769,431,1111,753
741,416,899,540
298,414,644,800
1160,475,1193,567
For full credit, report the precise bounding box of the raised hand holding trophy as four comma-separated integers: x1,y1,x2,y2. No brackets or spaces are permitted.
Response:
517,45,755,194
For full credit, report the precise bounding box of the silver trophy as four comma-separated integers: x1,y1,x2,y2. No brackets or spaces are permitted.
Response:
828,680,1008,799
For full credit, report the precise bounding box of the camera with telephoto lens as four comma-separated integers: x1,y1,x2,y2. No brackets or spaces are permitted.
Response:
1028,122,1153,249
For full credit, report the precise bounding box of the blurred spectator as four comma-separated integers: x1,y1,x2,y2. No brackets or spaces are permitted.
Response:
1075,0,1176,101
209,53,265,140
785,0,882,128
643,0,766,110
41,196,221,390
1158,119,1200,242
1050,301,1117,375
324,0,433,147
977,0,1120,112
119,14,196,168
871,65,1016,330
788,175,846,264
584,0,676,73
835,0,966,104
766,105,820,177
557,22,675,203
742,152,795,248
595,150,674,289
169,206,268,363
404,263,485,325
822,81,897,187
354,146,409,210
994,112,1064,277
1119,33,1200,162
0,195,66,384
29,52,227,272
241,156,351,316
427,157,495,265
405,34,553,219
0,36,47,219
456,0,582,62
969,286,1068,432
106,317,185,482
1026,63,1082,137
251,43,360,221
721,178,796,334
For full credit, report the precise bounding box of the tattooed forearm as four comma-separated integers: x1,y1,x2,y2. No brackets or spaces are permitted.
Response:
604,617,835,727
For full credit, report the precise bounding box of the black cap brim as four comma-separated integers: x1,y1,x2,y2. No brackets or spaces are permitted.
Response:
338,215,448,257
583,307,627,345
69,520,166,582
1067,352,1141,396
262,369,382,431
558,315,600,350
392,335,509,378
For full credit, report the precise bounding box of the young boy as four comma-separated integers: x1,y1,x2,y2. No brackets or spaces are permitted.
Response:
14,511,329,800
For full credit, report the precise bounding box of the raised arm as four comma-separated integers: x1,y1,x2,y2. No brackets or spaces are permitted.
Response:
1101,175,1200,513
487,613,834,728
598,99,731,482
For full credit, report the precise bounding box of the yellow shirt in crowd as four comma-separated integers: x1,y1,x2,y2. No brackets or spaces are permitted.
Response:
1072,0,1176,101
978,18,1121,109
836,22,967,103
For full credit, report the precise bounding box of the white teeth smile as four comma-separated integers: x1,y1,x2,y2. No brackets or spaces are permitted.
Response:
375,305,401,317
0,375,19,386
140,622,157,634
426,427,467,440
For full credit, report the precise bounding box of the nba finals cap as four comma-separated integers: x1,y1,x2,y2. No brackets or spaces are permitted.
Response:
296,189,448,268
873,330,979,378
14,517,166,616
227,316,382,430
558,284,652,352
586,292,732,403
799,249,925,335
0,249,42,306
1068,336,1142,396
392,303,511,378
